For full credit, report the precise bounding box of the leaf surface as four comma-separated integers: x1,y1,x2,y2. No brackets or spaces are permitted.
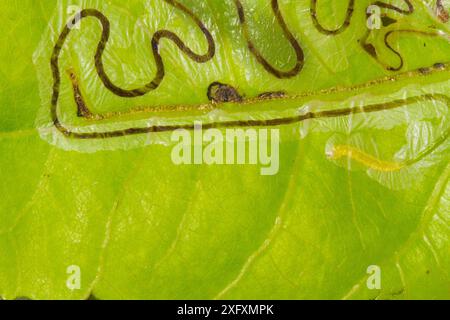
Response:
0,0,449,299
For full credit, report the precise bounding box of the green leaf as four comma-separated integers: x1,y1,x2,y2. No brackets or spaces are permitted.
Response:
0,0,449,299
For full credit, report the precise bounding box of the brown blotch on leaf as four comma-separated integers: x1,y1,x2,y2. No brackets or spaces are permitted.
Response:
258,91,287,99
418,67,432,75
381,16,397,27
436,1,449,23
207,82,243,103
433,62,446,70
363,44,377,58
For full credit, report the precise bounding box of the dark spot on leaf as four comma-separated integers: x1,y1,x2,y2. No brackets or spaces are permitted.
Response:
207,82,243,103
258,91,287,99
363,44,377,58
381,16,397,27
391,288,405,296
419,67,431,75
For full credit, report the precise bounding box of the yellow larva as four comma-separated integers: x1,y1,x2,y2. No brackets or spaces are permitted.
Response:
328,145,404,172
